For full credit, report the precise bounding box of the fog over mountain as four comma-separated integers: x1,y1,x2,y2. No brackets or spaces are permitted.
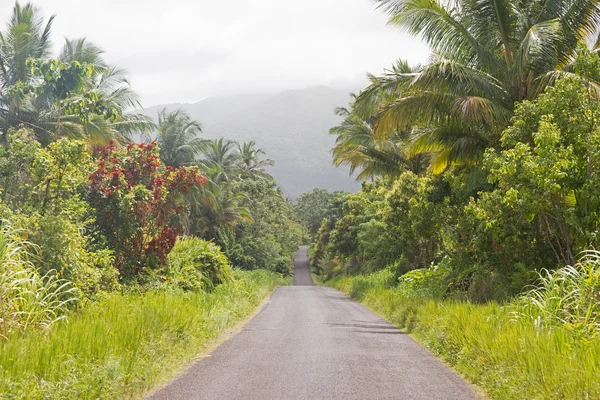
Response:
140,86,361,198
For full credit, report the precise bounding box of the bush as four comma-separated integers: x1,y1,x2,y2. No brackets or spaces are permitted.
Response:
72,250,120,302
397,263,450,300
147,237,233,291
89,141,206,275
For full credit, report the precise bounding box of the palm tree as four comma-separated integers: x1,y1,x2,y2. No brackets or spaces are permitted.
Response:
236,141,274,179
189,173,252,239
157,108,204,167
354,0,600,173
330,105,428,179
0,3,54,89
0,2,54,139
0,3,154,145
198,138,241,183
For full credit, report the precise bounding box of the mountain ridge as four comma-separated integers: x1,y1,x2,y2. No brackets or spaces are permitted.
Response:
139,86,361,198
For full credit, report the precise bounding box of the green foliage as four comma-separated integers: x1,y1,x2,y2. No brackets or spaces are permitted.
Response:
465,70,600,284
157,108,204,168
220,178,306,275
0,221,76,338
0,269,288,399
513,251,600,340
352,0,600,173
312,175,448,280
0,129,40,207
71,250,120,303
147,236,233,292
295,188,346,238
329,270,600,399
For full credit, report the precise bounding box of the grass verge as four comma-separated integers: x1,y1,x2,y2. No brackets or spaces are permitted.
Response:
327,274,600,400
0,269,289,399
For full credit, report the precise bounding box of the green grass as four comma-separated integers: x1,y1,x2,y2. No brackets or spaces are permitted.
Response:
327,275,600,400
0,269,289,399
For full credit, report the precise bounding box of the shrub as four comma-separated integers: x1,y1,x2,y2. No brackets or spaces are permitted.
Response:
72,249,120,302
397,263,450,300
89,141,206,275
148,237,233,291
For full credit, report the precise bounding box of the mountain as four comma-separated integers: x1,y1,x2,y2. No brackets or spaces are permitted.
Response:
140,86,361,198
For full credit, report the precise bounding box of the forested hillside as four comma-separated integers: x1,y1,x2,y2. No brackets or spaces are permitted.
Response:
140,86,362,198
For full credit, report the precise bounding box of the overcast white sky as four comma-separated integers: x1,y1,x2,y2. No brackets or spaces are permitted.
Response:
0,1,429,107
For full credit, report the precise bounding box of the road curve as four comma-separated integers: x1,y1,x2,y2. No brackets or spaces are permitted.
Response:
148,246,478,400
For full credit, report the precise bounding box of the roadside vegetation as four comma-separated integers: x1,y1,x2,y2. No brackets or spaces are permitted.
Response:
327,260,600,399
0,3,303,397
297,0,600,399
1,270,287,399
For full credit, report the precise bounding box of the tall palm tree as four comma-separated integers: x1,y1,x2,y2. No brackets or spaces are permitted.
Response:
330,105,428,180
189,172,252,239
0,3,154,145
0,2,54,139
0,3,54,89
354,0,600,173
198,138,241,183
156,108,204,167
236,141,274,179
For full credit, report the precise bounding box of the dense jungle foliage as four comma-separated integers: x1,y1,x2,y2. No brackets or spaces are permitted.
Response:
0,2,305,342
309,0,600,303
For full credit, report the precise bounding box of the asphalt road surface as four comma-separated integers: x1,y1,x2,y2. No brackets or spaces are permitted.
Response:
149,246,478,400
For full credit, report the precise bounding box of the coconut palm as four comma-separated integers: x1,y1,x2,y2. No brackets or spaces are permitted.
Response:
198,138,241,183
0,3,154,145
0,2,54,139
190,174,252,239
331,105,428,180
237,141,274,179
157,108,204,167
354,0,600,173
0,3,54,89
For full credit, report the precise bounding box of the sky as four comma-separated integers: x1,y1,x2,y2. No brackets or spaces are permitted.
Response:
0,0,429,107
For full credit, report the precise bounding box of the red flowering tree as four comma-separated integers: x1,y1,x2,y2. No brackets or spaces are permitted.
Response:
89,140,206,275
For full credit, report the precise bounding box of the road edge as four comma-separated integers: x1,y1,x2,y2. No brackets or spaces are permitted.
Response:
142,286,282,399
322,284,490,400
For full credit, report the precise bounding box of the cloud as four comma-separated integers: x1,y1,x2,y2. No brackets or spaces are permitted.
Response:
0,0,429,106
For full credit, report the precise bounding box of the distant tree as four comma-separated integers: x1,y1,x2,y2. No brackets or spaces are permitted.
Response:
296,188,347,238
157,108,204,168
237,141,274,179
190,177,252,240
330,105,428,179
198,138,241,183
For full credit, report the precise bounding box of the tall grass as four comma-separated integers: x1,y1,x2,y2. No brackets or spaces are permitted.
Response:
0,269,288,399
513,250,600,339
327,263,600,399
0,222,76,338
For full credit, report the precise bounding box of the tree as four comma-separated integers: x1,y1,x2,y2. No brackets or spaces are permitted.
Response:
0,3,154,145
237,141,274,180
190,177,252,240
296,188,345,237
89,141,206,275
353,0,600,173
157,108,204,168
198,138,241,183
330,104,429,179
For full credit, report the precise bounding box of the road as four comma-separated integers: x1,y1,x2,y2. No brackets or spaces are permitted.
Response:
149,246,478,400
